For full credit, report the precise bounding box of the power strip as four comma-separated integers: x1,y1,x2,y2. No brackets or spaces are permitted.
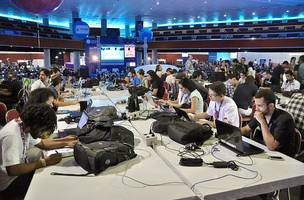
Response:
144,133,157,147
128,111,141,120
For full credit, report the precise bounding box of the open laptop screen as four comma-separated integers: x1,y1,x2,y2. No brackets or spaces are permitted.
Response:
215,119,243,150
77,112,89,129
173,107,191,121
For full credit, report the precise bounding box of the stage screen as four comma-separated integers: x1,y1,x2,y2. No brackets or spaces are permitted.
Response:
101,45,124,64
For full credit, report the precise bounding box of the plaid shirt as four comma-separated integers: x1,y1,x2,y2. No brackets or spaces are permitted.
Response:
225,81,235,97
286,93,304,134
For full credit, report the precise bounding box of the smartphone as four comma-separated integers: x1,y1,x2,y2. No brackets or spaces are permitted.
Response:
268,156,284,161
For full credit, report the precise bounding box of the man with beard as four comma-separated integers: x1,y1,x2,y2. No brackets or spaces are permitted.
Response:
241,89,295,156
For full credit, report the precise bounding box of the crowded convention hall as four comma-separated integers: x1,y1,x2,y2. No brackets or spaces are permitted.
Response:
0,0,304,200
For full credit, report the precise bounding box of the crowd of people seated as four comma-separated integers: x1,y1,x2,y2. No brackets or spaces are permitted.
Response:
124,55,304,160
0,54,304,199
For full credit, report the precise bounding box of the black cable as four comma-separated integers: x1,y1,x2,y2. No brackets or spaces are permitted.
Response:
190,171,259,190
177,148,205,159
210,143,254,166
100,89,124,114
160,135,180,153
121,174,185,188
50,172,93,177
209,143,260,176
119,149,185,188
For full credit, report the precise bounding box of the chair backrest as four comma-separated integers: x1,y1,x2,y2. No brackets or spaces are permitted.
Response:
5,109,20,123
238,113,243,129
0,102,7,126
294,128,302,156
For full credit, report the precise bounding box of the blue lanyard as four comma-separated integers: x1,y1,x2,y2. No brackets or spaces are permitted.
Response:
214,101,223,119
18,121,27,162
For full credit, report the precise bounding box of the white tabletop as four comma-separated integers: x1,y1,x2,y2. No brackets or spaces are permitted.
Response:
155,135,304,200
25,145,195,200
25,90,304,200
25,91,195,200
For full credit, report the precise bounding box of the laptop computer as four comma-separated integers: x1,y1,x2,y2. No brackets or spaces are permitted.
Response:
215,119,264,156
57,98,93,117
58,111,89,138
172,107,191,121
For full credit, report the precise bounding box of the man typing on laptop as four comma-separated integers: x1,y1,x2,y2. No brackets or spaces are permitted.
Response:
189,81,239,128
241,89,296,156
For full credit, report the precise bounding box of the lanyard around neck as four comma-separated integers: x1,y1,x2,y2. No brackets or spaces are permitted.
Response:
18,121,28,161
214,101,223,119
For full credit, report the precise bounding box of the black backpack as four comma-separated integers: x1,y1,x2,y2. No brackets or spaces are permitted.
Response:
168,121,213,145
73,141,137,175
51,121,136,176
150,111,180,135
78,120,135,146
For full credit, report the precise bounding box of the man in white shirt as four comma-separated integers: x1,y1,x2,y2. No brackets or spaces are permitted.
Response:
0,103,78,199
189,81,240,128
30,68,50,92
281,70,300,92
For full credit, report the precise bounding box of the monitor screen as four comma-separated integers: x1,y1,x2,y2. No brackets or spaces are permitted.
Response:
78,112,89,129
101,45,124,61
124,44,136,58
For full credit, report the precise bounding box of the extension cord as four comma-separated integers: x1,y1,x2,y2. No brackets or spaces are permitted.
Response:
128,111,141,120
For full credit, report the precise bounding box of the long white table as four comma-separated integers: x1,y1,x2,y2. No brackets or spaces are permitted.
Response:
25,90,304,200
25,144,195,200
154,134,304,200
25,91,195,200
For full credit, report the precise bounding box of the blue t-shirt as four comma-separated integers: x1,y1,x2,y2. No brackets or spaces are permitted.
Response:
132,76,141,86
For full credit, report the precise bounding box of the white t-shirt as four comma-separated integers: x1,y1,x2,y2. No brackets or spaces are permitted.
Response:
31,79,47,92
0,120,41,191
207,96,240,128
165,75,176,85
281,79,301,92
190,89,204,113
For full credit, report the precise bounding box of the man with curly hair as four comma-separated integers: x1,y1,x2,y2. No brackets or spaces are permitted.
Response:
0,103,78,199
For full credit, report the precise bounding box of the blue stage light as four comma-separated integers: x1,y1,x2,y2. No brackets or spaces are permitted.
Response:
158,16,304,27
0,12,41,23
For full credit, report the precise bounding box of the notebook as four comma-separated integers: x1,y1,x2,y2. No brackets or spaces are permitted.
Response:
215,119,264,156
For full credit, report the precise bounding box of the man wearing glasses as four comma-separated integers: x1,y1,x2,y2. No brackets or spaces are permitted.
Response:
0,103,78,199
189,81,239,128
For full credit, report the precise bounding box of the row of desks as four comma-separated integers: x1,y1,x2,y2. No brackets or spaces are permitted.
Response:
25,90,304,200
